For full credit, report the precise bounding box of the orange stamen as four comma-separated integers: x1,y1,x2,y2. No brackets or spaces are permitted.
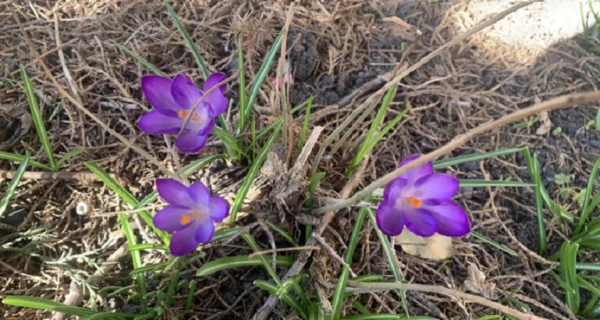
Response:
180,215,192,225
178,110,200,121
406,197,422,208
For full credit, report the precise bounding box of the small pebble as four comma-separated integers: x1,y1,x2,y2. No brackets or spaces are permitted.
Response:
76,202,89,216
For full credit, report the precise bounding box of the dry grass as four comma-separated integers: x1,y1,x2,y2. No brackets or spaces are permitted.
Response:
2,0,600,319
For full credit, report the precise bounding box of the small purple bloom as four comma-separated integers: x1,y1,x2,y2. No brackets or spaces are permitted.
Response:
138,73,228,153
376,154,470,238
153,179,230,256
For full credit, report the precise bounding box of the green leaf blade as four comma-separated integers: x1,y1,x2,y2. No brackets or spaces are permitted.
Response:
332,199,369,319
85,162,169,244
20,65,57,170
239,32,283,133
0,152,30,219
0,151,54,171
196,255,295,277
230,122,282,223
165,3,209,79
433,148,523,169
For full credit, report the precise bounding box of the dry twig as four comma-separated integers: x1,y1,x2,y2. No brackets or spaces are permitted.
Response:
346,280,548,320
0,170,103,184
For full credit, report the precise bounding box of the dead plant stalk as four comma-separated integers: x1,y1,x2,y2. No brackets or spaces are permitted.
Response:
346,281,548,320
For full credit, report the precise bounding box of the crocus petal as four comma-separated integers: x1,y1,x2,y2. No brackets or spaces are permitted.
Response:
413,173,459,203
194,220,215,243
203,73,228,116
175,130,208,153
399,154,433,183
403,208,437,237
204,72,227,93
376,202,405,236
197,114,215,135
156,178,195,207
188,182,210,205
171,74,202,110
170,222,201,256
204,90,228,117
426,201,471,237
141,75,179,112
153,205,190,232
209,196,230,222
384,177,407,201
138,110,183,134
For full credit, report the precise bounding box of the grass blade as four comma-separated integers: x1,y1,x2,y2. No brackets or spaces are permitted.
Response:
576,262,600,271
559,241,580,314
237,37,248,120
524,148,574,222
266,220,299,247
459,179,533,188
530,154,547,255
165,3,209,79
596,106,600,132
0,152,30,219
254,280,307,319
56,148,83,168
524,148,547,253
576,156,600,234
230,122,282,223
352,301,371,315
128,243,167,251
117,212,147,311
185,280,196,311
0,151,54,171
112,41,166,76
196,255,295,277
242,232,281,286
470,231,518,256
85,163,169,244
299,95,314,149
2,296,97,317
433,148,523,169
212,126,247,159
130,261,170,275
182,154,225,176
342,316,437,320
304,172,326,242
20,64,57,170
355,74,399,163
347,83,407,176
532,162,548,256
578,277,600,296
366,208,409,316
346,107,410,176
166,270,181,305
366,108,409,153
238,32,283,133
332,197,369,319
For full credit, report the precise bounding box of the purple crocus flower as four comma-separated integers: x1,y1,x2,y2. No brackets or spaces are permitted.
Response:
376,154,470,238
153,179,230,256
138,73,228,153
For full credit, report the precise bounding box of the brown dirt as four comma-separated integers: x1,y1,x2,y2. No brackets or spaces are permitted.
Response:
2,1,600,319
